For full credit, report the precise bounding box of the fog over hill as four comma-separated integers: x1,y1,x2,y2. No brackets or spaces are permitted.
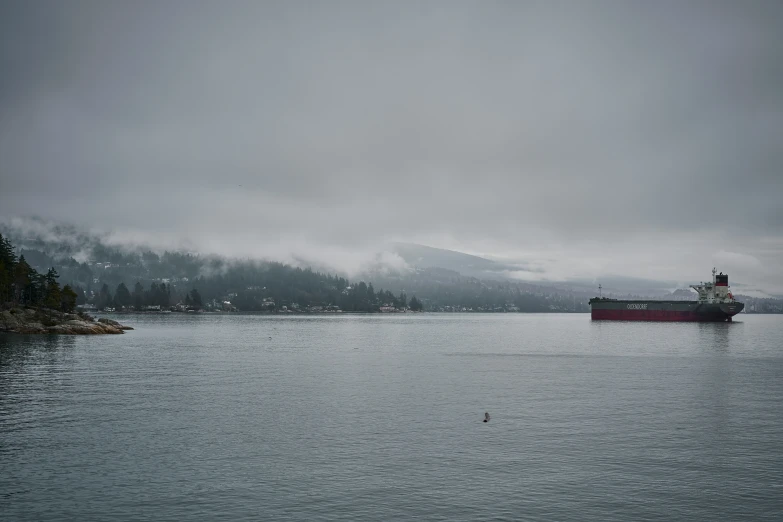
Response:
3,218,778,307
2,3,782,298
375,241,778,300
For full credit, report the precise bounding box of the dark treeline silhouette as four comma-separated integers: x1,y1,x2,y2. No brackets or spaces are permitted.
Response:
189,265,411,312
6,233,587,312
0,234,77,312
63,263,416,312
71,280,202,311
3,234,578,312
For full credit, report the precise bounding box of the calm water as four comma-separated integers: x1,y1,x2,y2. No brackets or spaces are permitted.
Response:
1,313,782,521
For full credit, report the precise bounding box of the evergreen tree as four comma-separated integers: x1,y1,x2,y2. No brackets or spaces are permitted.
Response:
30,272,46,305
0,260,9,304
0,233,17,268
13,256,33,304
160,283,170,308
0,234,16,303
73,285,87,305
409,296,423,311
147,282,159,306
96,283,112,310
61,285,78,312
114,282,132,309
44,268,62,309
144,282,171,307
189,288,203,308
132,282,144,310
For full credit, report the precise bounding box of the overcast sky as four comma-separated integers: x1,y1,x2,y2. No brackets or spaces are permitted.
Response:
1,1,781,292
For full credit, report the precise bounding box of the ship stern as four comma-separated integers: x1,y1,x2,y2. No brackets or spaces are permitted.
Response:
720,302,744,318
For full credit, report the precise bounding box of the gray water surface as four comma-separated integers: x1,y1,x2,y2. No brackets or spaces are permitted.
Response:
2,313,782,521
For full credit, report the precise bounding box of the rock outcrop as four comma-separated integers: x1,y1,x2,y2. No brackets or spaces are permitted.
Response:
0,307,134,335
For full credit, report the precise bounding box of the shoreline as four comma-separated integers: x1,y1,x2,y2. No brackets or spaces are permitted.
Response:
97,308,589,313
1,307,133,335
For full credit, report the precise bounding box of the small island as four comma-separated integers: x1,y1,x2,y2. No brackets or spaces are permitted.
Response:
0,234,132,335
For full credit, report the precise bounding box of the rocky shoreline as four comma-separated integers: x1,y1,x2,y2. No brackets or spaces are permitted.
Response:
0,307,133,335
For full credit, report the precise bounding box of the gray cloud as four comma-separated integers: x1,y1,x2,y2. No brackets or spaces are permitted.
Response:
1,1,782,289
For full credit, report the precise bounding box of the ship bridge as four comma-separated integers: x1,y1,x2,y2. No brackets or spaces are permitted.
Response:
690,268,735,304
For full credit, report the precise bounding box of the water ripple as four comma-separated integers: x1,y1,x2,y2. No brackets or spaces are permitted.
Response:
1,314,782,521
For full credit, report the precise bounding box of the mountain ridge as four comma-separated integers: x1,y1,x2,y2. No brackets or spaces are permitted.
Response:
2,218,780,305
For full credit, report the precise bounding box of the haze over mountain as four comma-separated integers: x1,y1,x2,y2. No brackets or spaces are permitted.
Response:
377,242,776,298
1,2,781,294
2,217,778,300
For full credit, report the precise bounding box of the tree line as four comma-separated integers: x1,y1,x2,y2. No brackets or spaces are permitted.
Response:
184,267,422,312
0,234,78,312
71,281,204,311
66,269,421,313
2,233,506,313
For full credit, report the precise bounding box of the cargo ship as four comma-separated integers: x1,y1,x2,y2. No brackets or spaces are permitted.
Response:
589,268,744,321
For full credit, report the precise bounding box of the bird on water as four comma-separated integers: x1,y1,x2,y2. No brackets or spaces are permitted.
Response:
483,412,490,423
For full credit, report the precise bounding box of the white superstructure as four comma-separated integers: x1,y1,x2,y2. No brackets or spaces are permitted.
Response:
690,268,735,304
